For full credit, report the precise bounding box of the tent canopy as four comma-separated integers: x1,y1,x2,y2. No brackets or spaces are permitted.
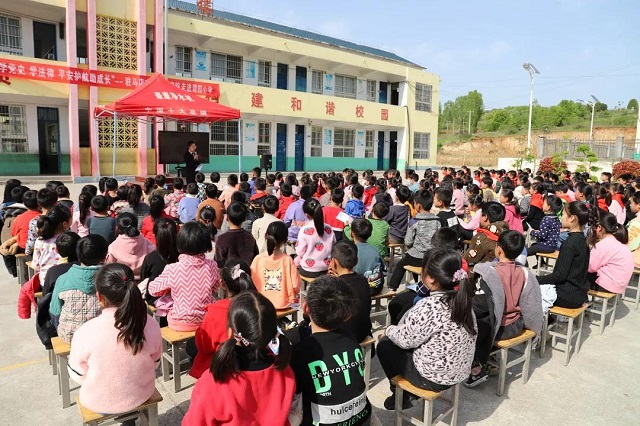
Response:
94,73,240,122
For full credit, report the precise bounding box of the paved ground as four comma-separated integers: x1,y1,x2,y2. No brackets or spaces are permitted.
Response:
2,180,640,425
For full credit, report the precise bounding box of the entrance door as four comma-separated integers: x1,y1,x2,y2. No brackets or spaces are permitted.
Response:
37,107,60,174
277,63,288,90
377,131,385,170
379,82,388,104
294,125,305,171
33,22,57,60
390,83,400,106
295,66,307,92
276,123,287,171
389,131,398,170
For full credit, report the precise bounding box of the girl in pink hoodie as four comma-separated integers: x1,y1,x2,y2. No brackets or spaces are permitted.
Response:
105,213,155,279
501,189,524,234
295,198,335,278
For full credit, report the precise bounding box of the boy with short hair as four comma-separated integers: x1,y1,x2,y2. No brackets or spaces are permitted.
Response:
290,274,372,426
197,184,225,230
151,174,168,199
434,188,459,232
214,202,259,268
385,185,411,244
344,201,390,258
209,172,220,185
249,166,262,195
219,174,239,208
345,184,366,219
195,172,207,201
265,173,277,196
322,188,346,241
88,196,116,245
249,177,269,219
466,230,543,387
25,189,58,256
481,176,496,202
349,219,385,295
463,202,509,265
10,190,41,255
252,195,281,253
179,183,200,223
104,178,119,205
387,190,441,291
276,183,296,220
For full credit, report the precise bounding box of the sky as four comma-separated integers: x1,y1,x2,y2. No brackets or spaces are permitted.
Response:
189,0,639,111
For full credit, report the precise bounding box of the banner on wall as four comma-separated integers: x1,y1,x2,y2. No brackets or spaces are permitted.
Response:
0,57,220,99
357,130,365,147
244,122,257,143
245,61,256,79
324,74,334,92
324,128,332,145
195,50,207,72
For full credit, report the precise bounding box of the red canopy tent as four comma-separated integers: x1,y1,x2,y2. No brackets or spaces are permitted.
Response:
94,73,241,176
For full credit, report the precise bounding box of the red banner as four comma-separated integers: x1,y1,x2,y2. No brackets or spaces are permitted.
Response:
0,57,219,99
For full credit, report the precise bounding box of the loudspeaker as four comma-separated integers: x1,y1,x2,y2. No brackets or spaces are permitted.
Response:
260,154,272,170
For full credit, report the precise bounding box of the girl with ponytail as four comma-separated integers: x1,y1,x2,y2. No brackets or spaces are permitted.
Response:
588,212,634,294
33,204,71,282
68,263,162,416
251,221,300,309
538,201,594,308
184,291,296,426
105,212,155,279
70,191,95,237
120,184,150,230
140,194,171,245
295,198,335,278
378,248,476,410
197,205,218,258
190,260,256,379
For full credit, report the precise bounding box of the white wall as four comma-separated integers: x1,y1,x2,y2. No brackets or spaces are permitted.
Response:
242,119,258,157
20,16,35,58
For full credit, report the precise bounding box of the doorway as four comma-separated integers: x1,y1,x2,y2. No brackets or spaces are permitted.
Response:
294,125,305,171
377,131,385,170
33,22,57,60
295,66,307,92
389,131,398,170
379,82,388,104
276,123,287,170
390,83,399,106
277,63,288,90
37,107,61,174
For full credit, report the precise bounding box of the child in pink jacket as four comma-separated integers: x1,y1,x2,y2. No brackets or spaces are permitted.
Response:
295,199,335,278
501,189,524,234
588,212,634,294
105,213,155,279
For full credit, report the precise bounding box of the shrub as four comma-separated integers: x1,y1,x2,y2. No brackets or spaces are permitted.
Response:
613,160,640,179
537,156,568,174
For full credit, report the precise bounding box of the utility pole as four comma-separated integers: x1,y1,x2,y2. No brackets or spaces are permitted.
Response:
468,110,472,134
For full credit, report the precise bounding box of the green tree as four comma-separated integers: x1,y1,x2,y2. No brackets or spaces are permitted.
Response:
439,91,484,134
594,101,608,112
628,99,639,111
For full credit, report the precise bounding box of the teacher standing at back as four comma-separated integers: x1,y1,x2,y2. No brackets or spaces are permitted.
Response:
184,141,200,184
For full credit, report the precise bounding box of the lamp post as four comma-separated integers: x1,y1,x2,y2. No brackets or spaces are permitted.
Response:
577,95,600,141
523,63,540,151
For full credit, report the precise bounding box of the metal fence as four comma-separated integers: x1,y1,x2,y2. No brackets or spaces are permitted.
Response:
539,137,640,161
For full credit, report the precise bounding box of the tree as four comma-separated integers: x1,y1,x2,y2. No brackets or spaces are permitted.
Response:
594,101,608,112
438,90,484,134
628,99,639,111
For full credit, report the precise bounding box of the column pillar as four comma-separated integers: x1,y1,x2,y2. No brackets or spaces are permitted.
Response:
66,0,80,179
154,0,165,174
137,0,148,176
87,0,99,176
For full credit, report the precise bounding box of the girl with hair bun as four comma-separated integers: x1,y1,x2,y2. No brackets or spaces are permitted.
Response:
105,212,155,279
68,263,162,417
33,204,72,282
295,198,335,278
377,248,477,410
588,212,634,294
190,260,256,379
251,221,300,309
184,291,295,426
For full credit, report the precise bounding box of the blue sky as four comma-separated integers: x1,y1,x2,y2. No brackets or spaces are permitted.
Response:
189,0,639,111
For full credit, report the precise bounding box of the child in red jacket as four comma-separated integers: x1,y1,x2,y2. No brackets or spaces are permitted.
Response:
189,260,256,379
183,291,296,426
276,183,297,220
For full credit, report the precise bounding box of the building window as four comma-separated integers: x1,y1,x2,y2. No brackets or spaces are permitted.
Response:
311,125,322,157
366,80,377,102
176,120,196,132
98,117,138,148
257,122,271,155
258,60,271,87
96,15,137,70
413,132,430,159
210,120,239,156
175,46,192,77
211,52,243,83
415,83,432,112
0,104,27,153
333,128,355,157
365,130,374,158
0,14,22,55
311,70,323,94
335,74,357,99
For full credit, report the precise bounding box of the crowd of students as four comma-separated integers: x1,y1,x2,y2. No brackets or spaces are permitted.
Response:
0,164,637,425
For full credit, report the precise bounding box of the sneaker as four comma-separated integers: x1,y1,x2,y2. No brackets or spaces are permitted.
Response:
464,369,489,388
383,392,415,410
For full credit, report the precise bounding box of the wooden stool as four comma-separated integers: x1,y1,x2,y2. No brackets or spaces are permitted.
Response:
487,329,536,396
370,289,396,328
540,304,587,366
299,275,317,308
76,388,163,426
51,336,72,408
403,265,422,276
26,260,35,280
276,307,298,322
535,251,559,275
391,376,460,426
387,243,406,276
623,270,640,310
586,290,618,335
161,327,196,392
360,337,376,392
146,302,161,324
15,254,28,285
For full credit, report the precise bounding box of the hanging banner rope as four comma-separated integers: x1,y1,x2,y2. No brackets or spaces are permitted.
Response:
0,57,219,100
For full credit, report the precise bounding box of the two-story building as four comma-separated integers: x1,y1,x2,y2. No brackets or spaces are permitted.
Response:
0,0,439,179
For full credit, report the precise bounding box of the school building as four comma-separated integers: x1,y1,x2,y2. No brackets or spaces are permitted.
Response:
0,0,439,179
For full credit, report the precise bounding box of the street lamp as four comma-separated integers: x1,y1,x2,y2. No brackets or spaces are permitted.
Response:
577,95,600,141
523,62,540,151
